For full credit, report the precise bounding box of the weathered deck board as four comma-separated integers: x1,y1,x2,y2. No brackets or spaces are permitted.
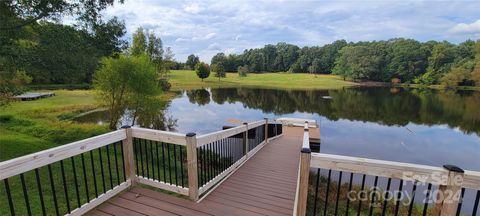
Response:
89,125,303,216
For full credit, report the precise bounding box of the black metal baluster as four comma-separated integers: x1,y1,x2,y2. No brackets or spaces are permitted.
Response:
422,183,432,216
80,153,90,202
456,188,465,216
201,145,206,186
357,174,366,216
334,171,343,215
208,143,212,181
382,178,392,216
324,169,332,216
4,179,15,216
89,151,98,197
48,165,60,216
113,142,120,185
144,140,150,179
213,141,217,176
180,146,185,187
156,142,160,181
71,157,81,208
120,142,126,181
215,141,220,175
134,139,140,176
369,176,379,216
60,160,71,213
313,168,320,216
198,146,202,186
197,147,200,186
167,143,172,184
394,180,403,216
20,174,32,216
346,173,354,216
472,190,479,216
150,141,155,180
408,181,417,216
98,148,106,193
174,144,179,186
139,139,144,177
162,142,167,182
35,169,46,216
106,145,114,189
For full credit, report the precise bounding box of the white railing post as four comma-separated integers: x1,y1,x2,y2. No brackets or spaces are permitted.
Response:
433,165,464,216
121,125,136,186
296,122,311,216
186,132,199,201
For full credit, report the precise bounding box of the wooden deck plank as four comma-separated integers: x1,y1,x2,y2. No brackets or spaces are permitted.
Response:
89,127,304,216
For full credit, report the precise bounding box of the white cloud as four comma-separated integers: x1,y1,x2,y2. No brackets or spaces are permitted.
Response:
207,43,221,50
183,3,202,14
449,20,480,34
193,33,217,41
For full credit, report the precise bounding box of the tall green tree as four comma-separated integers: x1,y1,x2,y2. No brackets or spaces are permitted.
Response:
147,32,163,62
212,63,226,81
195,62,210,81
131,27,147,56
94,54,160,129
186,54,200,70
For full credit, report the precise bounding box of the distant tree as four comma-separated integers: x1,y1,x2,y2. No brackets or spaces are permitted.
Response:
164,47,175,61
212,63,226,81
186,54,200,70
146,32,163,62
387,38,429,81
333,45,384,81
211,53,227,67
238,65,249,77
441,67,470,88
472,63,480,86
0,70,32,106
195,62,210,81
131,27,147,56
92,17,127,57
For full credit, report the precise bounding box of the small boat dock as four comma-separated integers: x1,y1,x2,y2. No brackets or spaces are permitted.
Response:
13,92,55,101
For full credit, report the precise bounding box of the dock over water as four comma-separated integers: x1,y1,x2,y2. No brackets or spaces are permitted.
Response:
1,118,478,216
91,125,307,215
13,92,55,101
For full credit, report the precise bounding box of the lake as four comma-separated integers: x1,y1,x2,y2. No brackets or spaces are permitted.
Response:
75,87,480,171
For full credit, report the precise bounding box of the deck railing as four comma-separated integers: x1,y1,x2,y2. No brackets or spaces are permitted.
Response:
0,119,283,215
295,122,480,216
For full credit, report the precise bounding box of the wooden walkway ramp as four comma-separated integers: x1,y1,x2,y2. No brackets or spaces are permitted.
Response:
90,128,304,216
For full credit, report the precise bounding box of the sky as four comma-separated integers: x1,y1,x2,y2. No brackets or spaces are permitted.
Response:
100,0,480,63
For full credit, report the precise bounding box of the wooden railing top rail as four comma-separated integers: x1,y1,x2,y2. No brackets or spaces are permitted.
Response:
131,127,186,146
0,130,126,180
196,119,265,147
310,152,480,190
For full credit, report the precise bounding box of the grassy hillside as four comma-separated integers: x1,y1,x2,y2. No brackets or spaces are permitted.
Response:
169,70,355,90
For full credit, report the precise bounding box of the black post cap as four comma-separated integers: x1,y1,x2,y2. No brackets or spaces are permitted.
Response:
243,122,248,125
443,165,464,173
121,125,131,129
186,132,196,137
301,148,311,153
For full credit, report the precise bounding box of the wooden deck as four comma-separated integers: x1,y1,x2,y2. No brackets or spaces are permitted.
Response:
89,126,305,216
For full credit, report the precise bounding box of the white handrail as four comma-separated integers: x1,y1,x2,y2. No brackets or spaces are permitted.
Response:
0,130,126,180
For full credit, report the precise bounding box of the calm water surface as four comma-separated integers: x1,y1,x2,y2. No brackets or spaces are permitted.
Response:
166,87,480,172
75,87,480,213
76,87,480,171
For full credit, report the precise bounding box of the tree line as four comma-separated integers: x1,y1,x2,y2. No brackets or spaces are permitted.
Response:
209,39,480,87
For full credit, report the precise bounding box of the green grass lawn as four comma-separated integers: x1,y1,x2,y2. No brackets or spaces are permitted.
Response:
169,70,355,90
0,90,109,161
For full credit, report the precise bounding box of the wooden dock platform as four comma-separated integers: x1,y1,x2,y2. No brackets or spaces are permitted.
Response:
89,126,305,216
13,92,55,101
2,119,478,216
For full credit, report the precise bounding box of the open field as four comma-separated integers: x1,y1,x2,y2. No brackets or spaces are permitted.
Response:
169,70,355,90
